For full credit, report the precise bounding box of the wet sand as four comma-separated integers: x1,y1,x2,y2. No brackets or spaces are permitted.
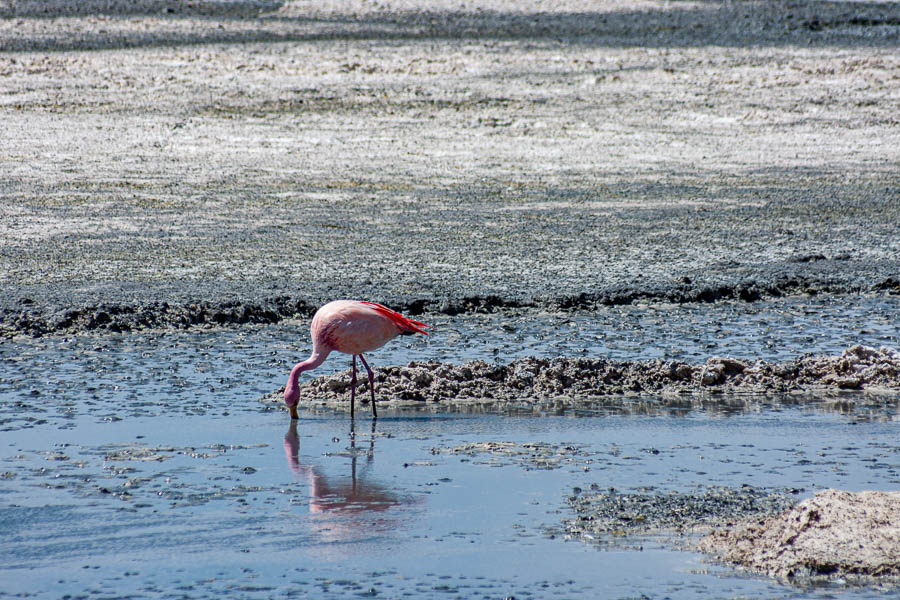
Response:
2,0,900,335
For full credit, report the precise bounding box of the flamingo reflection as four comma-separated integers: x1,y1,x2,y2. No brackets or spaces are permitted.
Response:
283,419,414,517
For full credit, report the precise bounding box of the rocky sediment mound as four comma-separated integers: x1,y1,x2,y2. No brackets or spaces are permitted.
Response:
699,489,900,579
285,345,900,407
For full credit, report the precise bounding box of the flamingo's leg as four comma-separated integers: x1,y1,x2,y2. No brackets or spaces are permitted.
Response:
350,355,357,419
359,353,377,418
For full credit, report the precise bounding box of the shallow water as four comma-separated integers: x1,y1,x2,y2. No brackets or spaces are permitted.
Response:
1,297,899,599
2,408,899,600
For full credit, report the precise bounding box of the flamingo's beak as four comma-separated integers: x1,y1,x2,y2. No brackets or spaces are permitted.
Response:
289,403,299,420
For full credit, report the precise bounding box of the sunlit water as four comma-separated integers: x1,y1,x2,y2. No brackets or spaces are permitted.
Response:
1,296,899,599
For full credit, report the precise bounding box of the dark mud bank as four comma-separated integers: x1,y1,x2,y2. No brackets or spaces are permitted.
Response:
559,485,801,544
4,269,900,338
269,345,900,412
0,293,320,338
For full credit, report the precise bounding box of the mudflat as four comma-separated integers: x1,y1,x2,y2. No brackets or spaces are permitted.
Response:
2,0,899,336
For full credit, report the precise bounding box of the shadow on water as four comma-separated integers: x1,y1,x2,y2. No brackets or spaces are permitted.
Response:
3,1,900,51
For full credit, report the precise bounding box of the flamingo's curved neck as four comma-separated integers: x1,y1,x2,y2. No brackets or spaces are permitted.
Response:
289,350,330,386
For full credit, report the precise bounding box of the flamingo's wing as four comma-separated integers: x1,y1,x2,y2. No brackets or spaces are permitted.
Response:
359,301,430,336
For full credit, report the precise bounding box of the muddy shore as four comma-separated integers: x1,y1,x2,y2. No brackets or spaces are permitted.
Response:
265,345,900,413
2,1,899,336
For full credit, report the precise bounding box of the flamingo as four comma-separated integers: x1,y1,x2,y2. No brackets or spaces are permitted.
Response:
283,300,430,419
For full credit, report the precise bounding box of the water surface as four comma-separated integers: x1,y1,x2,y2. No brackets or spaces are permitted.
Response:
1,297,898,599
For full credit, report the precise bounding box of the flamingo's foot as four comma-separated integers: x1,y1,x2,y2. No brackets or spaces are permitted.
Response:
289,404,299,420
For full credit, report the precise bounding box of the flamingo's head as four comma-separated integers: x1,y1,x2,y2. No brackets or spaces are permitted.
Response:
284,356,325,420
284,380,300,420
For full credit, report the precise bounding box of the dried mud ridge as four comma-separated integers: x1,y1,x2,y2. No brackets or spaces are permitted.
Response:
699,489,900,581
272,345,900,410
1,296,322,338
6,276,899,338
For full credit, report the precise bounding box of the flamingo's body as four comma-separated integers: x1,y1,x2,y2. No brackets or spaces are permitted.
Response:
284,300,429,419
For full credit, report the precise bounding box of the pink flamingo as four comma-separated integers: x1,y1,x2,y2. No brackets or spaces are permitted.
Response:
283,300,430,419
